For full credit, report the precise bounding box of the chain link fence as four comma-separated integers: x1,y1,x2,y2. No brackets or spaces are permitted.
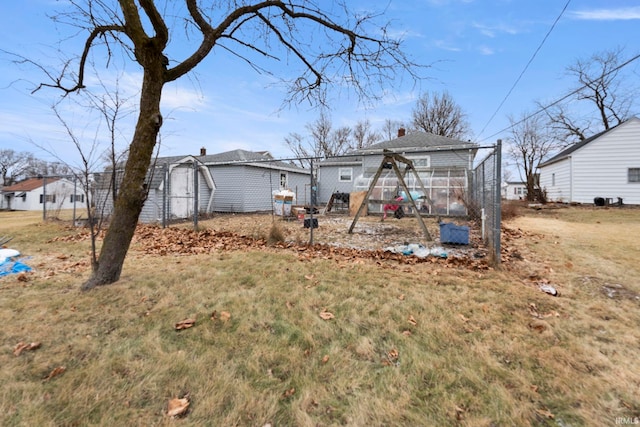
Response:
10,143,502,266
469,140,502,265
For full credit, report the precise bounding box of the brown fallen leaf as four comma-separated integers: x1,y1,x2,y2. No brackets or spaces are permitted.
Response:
16,272,30,282
44,366,66,381
319,309,334,320
398,294,405,301
220,311,231,322
321,355,330,364
282,388,296,399
535,408,554,419
175,317,196,330
167,396,190,417
210,310,217,320
408,315,417,326
458,313,469,323
387,348,399,361
304,274,315,281
455,405,466,420
13,341,41,357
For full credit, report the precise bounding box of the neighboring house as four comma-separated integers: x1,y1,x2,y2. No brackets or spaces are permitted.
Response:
502,181,527,200
95,148,311,222
317,129,478,215
538,117,640,205
1,177,81,211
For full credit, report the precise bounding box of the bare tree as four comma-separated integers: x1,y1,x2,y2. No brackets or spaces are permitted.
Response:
380,118,406,141
506,113,560,201
411,91,471,140
284,111,353,167
541,47,635,143
27,0,422,289
0,150,34,186
352,119,380,149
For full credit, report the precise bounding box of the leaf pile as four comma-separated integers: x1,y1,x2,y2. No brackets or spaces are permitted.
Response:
132,224,491,270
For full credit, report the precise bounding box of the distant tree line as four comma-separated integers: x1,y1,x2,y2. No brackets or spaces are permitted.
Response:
285,90,472,167
0,149,73,186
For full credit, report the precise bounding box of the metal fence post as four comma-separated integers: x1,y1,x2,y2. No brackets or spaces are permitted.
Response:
42,176,47,221
494,139,502,265
73,177,77,225
309,158,314,245
162,163,168,228
193,160,199,229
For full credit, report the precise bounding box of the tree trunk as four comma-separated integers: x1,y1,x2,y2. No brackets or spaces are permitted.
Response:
81,66,164,290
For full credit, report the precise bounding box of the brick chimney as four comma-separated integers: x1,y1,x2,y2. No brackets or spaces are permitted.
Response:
398,127,406,137
200,147,206,156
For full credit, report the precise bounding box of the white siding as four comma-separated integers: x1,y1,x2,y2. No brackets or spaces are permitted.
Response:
541,118,640,205
572,120,640,204
539,160,572,202
4,179,81,212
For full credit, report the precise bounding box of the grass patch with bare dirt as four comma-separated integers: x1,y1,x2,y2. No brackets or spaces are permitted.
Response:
0,207,639,426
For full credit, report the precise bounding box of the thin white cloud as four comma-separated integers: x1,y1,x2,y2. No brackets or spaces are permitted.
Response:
570,7,640,20
477,45,495,55
433,39,462,52
472,22,521,38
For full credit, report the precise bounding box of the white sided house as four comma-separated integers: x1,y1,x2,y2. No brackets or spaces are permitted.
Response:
1,177,82,211
538,117,640,205
502,181,527,200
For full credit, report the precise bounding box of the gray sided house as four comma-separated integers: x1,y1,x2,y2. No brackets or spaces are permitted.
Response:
538,116,640,205
317,129,478,216
201,149,311,213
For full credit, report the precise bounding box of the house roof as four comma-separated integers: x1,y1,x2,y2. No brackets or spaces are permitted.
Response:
200,149,274,164
318,131,477,166
199,149,308,173
539,116,640,168
2,177,60,192
356,131,477,154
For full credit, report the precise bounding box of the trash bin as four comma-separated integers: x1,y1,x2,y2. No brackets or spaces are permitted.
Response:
439,222,469,245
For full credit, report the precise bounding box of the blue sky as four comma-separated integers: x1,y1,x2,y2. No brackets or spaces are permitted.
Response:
1,0,639,170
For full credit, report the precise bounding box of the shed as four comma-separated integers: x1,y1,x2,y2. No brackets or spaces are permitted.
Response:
94,156,216,223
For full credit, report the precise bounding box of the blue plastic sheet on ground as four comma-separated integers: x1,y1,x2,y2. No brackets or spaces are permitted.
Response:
0,259,32,278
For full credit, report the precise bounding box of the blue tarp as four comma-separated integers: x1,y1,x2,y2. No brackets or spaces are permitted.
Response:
0,259,32,277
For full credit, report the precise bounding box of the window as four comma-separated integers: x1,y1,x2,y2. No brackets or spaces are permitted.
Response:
39,194,56,204
407,156,430,168
279,172,287,189
629,168,640,183
339,168,353,182
70,194,85,203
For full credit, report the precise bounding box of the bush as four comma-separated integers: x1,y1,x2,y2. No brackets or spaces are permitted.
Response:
501,201,521,221
267,221,285,245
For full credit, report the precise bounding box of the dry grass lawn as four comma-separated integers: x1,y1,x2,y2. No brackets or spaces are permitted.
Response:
0,206,638,426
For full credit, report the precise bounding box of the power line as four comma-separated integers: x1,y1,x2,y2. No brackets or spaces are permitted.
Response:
477,0,572,139
477,51,640,143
